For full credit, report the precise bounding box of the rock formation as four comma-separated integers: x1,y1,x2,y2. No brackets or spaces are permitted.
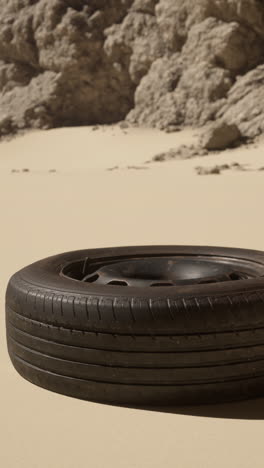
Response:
0,0,263,143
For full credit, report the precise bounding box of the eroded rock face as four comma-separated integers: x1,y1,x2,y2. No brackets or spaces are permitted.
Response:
0,0,263,142
217,65,264,138
0,0,136,133
128,12,264,130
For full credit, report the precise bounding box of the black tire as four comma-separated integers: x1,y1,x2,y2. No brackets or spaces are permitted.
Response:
5,245,264,406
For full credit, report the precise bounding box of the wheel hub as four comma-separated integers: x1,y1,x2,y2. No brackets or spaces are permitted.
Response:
63,255,257,287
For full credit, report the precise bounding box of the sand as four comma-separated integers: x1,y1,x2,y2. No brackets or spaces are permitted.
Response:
1,125,264,468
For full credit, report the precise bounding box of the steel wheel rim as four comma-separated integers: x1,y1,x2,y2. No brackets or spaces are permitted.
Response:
61,254,261,288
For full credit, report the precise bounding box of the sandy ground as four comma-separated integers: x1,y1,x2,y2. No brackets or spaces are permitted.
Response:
1,125,264,468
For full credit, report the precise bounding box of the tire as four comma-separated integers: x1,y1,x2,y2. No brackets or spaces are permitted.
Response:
5,245,264,406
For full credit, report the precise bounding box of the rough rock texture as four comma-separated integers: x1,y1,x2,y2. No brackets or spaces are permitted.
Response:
201,122,241,150
0,0,264,141
217,65,264,138
0,0,136,134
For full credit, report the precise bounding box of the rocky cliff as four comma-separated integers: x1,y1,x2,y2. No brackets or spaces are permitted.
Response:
0,0,263,142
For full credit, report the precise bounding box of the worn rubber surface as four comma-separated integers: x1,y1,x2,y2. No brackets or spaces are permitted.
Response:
6,245,264,405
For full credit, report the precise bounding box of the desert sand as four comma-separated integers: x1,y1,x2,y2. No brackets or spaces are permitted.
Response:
1,125,264,468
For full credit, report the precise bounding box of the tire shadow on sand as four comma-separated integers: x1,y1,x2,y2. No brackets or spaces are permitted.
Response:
115,397,264,420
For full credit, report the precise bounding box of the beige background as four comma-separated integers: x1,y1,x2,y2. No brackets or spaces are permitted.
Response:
1,126,264,468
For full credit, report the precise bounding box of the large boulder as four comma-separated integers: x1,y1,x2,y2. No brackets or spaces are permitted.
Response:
201,122,241,151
